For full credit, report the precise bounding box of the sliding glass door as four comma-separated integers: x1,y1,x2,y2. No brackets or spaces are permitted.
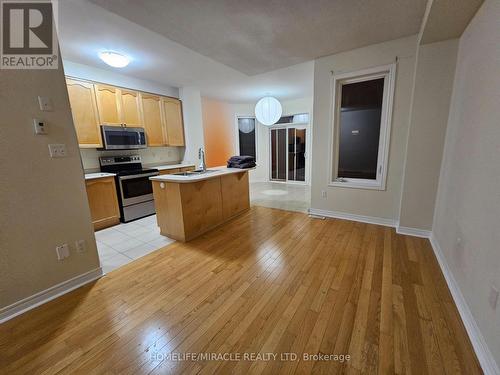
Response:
271,126,307,183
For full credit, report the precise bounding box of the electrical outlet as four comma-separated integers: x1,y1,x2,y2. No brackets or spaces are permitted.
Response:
48,144,67,158
56,244,70,260
33,119,47,135
75,239,86,253
489,286,499,310
321,190,327,199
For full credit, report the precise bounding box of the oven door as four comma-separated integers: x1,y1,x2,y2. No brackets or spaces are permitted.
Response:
118,172,159,206
101,126,147,150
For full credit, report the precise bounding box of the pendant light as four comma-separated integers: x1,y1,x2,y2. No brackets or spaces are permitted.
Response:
255,96,282,126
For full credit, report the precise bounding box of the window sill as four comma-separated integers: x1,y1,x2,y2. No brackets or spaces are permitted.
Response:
329,181,386,191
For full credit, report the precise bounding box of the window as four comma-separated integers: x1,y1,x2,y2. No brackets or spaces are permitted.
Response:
237,117,256,159
330,64,395,190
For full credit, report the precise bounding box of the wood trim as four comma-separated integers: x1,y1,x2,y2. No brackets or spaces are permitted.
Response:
0,267,103,323
429,234,500,375
308,208,397,228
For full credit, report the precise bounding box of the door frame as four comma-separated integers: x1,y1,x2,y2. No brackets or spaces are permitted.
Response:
268,121,310,185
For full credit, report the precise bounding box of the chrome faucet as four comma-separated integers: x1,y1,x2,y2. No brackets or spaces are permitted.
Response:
198,147,206,172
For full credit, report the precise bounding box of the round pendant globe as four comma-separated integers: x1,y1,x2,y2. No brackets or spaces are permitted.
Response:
255,96,282,126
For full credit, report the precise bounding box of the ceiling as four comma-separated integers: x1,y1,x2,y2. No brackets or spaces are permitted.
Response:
420,0,483,44
58,0,430,102
89,0,428,75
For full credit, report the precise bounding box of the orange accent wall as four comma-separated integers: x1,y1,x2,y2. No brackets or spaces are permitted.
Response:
201,97,236,167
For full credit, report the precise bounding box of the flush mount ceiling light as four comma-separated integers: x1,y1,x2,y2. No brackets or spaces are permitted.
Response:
98,51,130,68
255,96,282,126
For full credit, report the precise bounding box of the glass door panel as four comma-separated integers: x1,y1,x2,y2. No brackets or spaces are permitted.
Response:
271,127,307,183
271,128,287,181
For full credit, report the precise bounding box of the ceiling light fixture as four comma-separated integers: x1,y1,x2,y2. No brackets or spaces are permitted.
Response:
98,51,130,68
255,96,282,126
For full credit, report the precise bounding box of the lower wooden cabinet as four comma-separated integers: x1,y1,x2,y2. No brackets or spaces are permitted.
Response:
85,177,120,231
159,168,180,175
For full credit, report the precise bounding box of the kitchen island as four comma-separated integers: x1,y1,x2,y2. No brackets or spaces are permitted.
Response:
150,167,250,242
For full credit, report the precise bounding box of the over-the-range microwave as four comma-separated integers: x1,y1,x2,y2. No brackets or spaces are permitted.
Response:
100,125,147,150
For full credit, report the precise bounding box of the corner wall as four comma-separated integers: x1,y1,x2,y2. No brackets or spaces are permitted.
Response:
432,0,500,369
398,39,459,230
0,62,101,310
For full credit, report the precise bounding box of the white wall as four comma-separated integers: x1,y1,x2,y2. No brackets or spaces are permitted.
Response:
0,61,100,310
398,39,459,230
310,36,418,221
63,60,179,97
432,0,500,369
180,87,205,165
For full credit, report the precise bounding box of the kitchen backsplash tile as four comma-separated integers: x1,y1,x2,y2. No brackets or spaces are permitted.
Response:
80,147,183,172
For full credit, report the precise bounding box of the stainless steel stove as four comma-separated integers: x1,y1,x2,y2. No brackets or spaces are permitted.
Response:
100,155,159,222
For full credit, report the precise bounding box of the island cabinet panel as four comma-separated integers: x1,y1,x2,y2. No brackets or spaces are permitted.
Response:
66,78,102,148
95,84,121,125
140,93,165,146
85,177,120,231
180,179,223,239
221,171,250,220
152,171,249,242
153,182,185,239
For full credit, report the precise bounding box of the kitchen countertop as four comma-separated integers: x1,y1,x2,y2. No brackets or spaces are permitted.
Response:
150,167,251,183
84,172,117,180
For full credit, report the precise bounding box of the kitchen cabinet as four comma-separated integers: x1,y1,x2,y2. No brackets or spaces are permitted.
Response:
161,97,185,146
95,84,142,127
66,77,187,149
140,93,164,146
85,177,120,230
120,89,141,126
95,84,121,125
66,78,102,148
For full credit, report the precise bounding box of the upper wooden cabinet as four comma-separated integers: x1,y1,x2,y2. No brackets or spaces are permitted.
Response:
120,89,141,126
66,78,102,148
66,77,186,148
95,84,142,127
95,84,121,125
162,97,185,146
140,93,165,146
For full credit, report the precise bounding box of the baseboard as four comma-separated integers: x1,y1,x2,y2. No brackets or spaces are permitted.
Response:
396,226,431,238
0,267,103,324
429,234,500,375
308,208,397,228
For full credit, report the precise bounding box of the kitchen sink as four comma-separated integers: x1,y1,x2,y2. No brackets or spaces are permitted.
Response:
173,170,219,176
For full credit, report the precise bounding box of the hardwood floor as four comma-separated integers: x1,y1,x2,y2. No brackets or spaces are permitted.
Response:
0,206,481,374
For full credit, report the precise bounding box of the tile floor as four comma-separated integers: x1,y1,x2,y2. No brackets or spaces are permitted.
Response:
95,214,174,274
250,181,311,213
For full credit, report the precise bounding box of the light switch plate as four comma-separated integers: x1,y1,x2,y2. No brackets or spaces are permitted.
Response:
38,96,53,111
48,144,67,158
56,244,70,260
33,118,47,135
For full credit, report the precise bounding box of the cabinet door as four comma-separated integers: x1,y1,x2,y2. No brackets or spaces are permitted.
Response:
120,89,142,127
85,177,120,231
162,97,185,146
140,93,165,146
66,78,102,148
95,84,121,125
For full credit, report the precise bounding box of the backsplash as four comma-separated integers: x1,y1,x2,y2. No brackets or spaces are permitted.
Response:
80,147,184,172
